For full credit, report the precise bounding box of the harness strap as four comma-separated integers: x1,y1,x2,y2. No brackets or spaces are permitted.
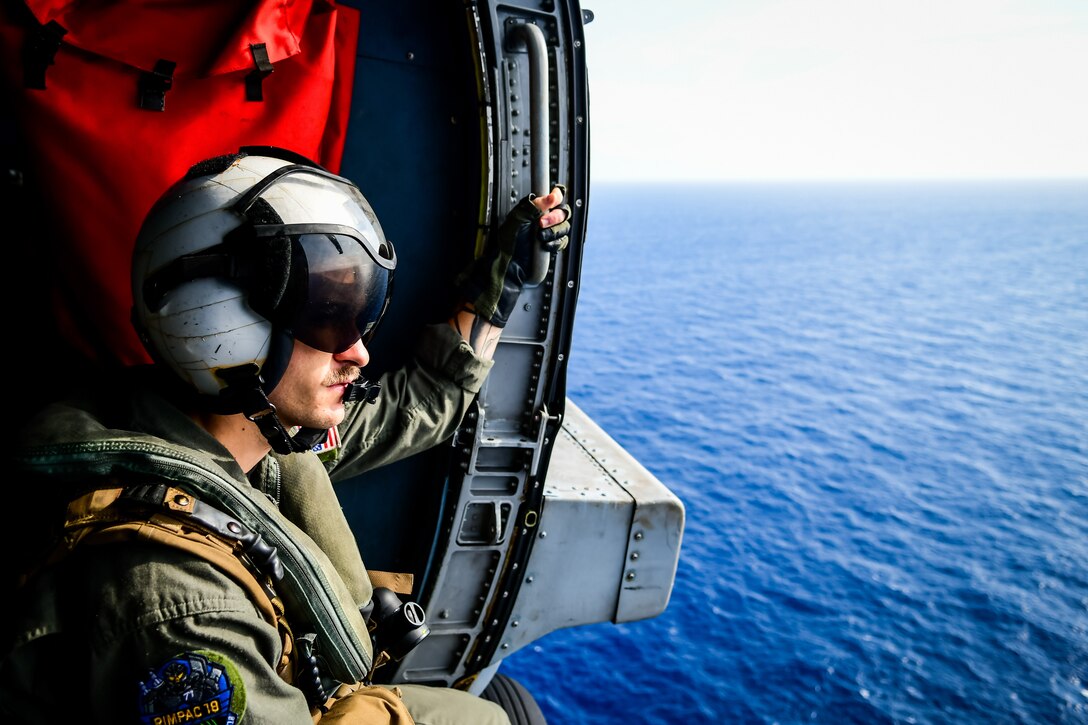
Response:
53,485,297,683
121,482,285,581
367,570,415,596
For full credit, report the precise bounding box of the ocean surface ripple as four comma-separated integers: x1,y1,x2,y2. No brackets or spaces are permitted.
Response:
502,181,1088,724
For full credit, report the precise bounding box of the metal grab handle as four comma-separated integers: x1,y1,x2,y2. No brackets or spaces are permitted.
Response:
510,21,551,288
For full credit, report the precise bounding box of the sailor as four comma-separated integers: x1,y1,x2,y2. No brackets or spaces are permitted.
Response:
0,147,569,723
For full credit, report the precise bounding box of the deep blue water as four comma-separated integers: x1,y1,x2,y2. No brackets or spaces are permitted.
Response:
502,181,1088,724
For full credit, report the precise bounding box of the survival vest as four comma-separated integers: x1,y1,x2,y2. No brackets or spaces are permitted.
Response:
45,483,416,722
52,484,304,688
39,478,419,709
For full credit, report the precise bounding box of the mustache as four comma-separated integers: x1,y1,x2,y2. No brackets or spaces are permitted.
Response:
323,367,361,386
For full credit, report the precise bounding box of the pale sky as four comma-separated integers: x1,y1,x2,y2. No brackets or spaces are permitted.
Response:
580,0,1088,181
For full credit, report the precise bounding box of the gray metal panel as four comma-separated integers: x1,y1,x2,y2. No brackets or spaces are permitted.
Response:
384,0,603,689
562,402,686,622
394,1,580,687
492,399,685,656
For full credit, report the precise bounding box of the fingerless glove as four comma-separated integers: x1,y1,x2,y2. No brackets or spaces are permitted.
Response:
457,192,571,327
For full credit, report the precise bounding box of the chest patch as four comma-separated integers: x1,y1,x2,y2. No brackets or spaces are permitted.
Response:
137,651,246,725
313,424,342,462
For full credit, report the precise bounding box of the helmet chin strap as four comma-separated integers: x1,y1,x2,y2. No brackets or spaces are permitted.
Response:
250,408,316,455
233,381,315,455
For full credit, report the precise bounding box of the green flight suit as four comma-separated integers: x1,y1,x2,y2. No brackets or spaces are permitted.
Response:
1,323,510,725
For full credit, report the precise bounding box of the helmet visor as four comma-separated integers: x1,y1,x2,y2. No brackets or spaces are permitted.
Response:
282,231,393,354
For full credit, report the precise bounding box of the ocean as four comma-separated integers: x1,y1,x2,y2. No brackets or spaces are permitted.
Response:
501,180,1088,724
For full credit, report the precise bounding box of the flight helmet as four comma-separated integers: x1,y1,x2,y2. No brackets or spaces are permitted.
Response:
131,146,396,452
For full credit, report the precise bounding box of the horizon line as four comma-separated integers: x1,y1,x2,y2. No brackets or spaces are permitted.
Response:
587,175,1088,185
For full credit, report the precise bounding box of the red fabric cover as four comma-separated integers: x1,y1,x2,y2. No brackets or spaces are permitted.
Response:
0,0,360,366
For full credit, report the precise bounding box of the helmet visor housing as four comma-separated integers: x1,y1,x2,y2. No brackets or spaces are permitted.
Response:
269,226,394,353
233,164,397,354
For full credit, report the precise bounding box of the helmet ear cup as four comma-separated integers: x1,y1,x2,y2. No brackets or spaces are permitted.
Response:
245,230,294,318
233,197,302,323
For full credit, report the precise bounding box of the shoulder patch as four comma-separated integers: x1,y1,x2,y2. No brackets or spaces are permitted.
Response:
137,651,247,725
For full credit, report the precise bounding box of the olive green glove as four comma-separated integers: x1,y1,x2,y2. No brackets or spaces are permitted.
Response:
457,189,571,327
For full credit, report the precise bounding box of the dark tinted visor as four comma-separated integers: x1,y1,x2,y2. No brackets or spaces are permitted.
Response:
285,232,393,354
